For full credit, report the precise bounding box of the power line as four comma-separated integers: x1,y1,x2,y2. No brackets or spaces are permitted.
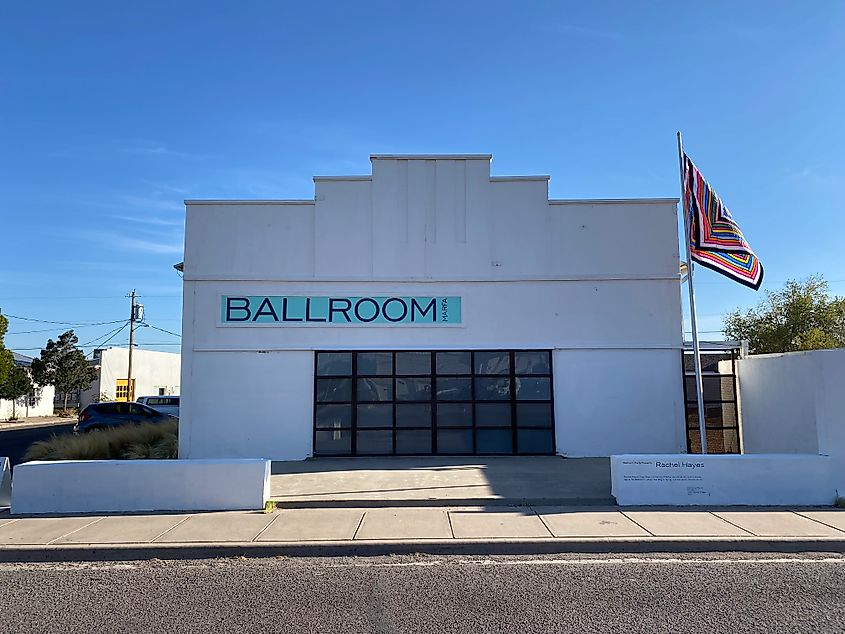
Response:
142,323,182,338
80,322,130,351
2,314,127,326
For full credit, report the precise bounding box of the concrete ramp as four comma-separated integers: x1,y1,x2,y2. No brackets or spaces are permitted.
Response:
271,457,612,507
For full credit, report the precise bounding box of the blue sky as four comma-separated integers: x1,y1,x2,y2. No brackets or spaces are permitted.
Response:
2,1,844,355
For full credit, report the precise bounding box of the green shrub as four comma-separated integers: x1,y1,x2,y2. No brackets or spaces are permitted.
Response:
24,419,178,461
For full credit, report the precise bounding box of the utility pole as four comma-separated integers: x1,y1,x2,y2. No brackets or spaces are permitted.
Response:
127,289,136,402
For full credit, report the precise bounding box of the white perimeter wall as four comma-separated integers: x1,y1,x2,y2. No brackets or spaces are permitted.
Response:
180,156,684,460
738,349,845,456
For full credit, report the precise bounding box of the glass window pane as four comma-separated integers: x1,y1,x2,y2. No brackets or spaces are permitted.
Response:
436,377,472,401
357,378,392,402
477,429,513,454
476,403,511,427
315,429,352,455
396,352,431,375
357,430,392,454
315,404,352,429
357,404,393,428
686,403,738,428
396,430,432,454
515,377,550,400
316,378,352,402
475,351,510,375
515,351,550,375
395,377,431,401
688,428,740,454
436,403,472,427
316,352,352,376
684,375,736,402
436,351,471,375
396,404,432,427
517,429,553,454
475,377,510,400
437,429,473,454
357,352,393,376
516,403,552,427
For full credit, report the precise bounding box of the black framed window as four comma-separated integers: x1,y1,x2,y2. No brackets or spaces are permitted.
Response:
313,350,555,456
682,349,740,454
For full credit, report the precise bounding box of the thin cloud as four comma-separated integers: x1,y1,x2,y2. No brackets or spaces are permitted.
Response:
86,232,184,255
110,214,184,227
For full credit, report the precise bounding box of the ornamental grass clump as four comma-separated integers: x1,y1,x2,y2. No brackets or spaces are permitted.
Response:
24,419,178,461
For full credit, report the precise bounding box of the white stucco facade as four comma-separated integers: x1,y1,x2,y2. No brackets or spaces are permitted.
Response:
80,347,181,407
180,154,685,460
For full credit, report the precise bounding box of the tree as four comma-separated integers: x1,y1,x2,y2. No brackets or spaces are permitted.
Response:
0,365,33,419
0,314,14,387
30,330,97,411
724,275,845,354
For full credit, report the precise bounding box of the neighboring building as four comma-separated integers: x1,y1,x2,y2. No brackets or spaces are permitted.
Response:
0,352,55,420
80,347,180,408
179,154,687,461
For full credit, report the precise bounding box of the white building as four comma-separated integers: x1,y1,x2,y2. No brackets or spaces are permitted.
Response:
80,347,180,408
179,154,685,461
0,353,55,420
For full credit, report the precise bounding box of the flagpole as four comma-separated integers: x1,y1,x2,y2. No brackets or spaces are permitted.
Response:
677,131,708,454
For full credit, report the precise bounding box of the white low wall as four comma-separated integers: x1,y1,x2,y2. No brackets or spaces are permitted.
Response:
611,454,837,506
11,459,270,515
0,458,10,508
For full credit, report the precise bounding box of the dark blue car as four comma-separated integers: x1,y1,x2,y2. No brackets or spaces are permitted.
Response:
74,401,178,433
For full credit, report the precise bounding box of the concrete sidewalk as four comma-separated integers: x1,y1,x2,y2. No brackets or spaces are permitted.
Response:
2,505,845,561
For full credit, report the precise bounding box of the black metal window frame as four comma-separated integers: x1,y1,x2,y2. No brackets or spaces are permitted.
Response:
682,349,740,454
313,349,556,456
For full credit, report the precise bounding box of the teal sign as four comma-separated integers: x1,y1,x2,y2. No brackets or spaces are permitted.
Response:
221,296,461,325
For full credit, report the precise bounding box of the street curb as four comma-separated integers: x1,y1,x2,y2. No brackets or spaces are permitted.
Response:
2,538,845,562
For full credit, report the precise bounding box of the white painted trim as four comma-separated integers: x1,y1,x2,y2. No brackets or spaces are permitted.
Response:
184,200,315,206
313,176,372,182
370,154,492,160
549,198,679,205
191,344,683,353
184,274,680,283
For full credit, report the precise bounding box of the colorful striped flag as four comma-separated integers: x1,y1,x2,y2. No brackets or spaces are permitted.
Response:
683,154,764,290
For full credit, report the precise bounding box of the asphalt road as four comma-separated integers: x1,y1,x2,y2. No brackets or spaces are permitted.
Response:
0,553,843,633
0,422,75,466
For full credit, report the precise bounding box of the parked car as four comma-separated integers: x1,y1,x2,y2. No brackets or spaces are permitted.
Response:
136,395,180,418
74,402,178,433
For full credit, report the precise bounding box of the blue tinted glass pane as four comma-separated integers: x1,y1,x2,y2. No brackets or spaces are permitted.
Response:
396,430,432,454
357,430,392,454
474,351,510,375
396,404,432,427
315,404,352,429
357,404,393,428
476,403,511,426
476,429,513,454
315,429,352,455
316,379,352,402
436,377,471,401
437,429,473,454
316,353,352,376
357,378,392,402
357,352,393,375
395,377,431,401
475,377,510,400
517,429,554,454
436,352,471,374
514,351,550,375
396,352,431,375
516,403,552,427
515,377,550,400
436,403,472,427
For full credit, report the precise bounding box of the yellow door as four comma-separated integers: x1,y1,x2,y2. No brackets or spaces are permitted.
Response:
115,379,135,402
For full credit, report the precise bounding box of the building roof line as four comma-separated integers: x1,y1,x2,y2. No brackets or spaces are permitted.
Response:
184,199,315,206
549,197,679,205
370,153,493,160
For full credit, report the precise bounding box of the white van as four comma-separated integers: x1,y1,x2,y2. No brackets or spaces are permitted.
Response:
136,395,180,418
